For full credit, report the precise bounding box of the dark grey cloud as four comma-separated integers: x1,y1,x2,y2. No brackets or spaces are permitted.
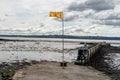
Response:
103,14,120,20
67,0,114,11
92,9,120,21
104,20,120,26
68,2,87,11
64,14,79,21
93,20,120,26
86,0,114,11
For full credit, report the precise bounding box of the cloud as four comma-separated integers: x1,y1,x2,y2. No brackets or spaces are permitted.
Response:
54,12,80,22
0,0,119,37
67,0,115,12
92,5,120,20
85,0,114,11
66,0,120,27
90,5,120,26
64,0,116,22
93,20,120,26
67,2,87,11
88,26,96,30
64,14,78,22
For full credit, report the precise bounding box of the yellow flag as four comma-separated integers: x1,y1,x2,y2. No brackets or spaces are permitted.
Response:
49,12,56,17
49,12,63,19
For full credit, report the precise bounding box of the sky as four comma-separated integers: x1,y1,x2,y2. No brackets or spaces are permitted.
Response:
0,0,120,37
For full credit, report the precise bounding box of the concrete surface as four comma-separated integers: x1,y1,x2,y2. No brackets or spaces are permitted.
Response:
13,62,111,80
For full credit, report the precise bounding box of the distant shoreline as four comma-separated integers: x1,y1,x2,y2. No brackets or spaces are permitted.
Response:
0,36,120,45
0,35,120,40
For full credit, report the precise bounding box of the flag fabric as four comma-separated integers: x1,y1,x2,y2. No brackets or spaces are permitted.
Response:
49,12,63,19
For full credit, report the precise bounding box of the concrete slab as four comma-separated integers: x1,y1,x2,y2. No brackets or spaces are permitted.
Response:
13,62,111,80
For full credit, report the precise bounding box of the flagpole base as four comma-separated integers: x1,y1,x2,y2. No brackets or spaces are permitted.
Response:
60,62,67,68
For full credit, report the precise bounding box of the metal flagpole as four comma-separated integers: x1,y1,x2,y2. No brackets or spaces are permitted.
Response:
62,12,65,69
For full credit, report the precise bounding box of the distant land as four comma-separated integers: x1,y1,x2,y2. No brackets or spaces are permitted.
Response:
0,35,120,40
